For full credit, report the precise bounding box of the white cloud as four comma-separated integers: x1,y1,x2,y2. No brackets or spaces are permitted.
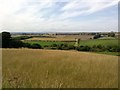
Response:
0,0,118,32
59,0,119,19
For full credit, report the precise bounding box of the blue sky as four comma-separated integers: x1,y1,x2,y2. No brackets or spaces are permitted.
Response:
0,0,119,32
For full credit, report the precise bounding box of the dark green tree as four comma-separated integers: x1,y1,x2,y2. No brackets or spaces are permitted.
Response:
108,32,115,37
2,32,11,48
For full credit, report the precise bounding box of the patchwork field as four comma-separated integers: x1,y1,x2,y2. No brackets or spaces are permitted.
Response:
25,35,94,42
2,49,118,88
24,39,118,47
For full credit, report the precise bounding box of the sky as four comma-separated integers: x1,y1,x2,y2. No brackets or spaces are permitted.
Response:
0,0,119,32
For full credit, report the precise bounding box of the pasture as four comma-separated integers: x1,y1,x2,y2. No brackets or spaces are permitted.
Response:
80,39,118,47
24,38,118,47
24,41,74,47
2,49,118,88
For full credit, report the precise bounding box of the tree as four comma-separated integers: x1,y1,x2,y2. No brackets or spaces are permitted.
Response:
108,32,115,37
2,32,11,48
30,43,42,49
93,34,101,39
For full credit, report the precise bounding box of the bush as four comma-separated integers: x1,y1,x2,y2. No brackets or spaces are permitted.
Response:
12,36,32,40
9,39,24,48
68,45,75,50
30,43,42,49
108,32,115,37
93,34,101,39
23,43,32,48
76,45,91,51
51,44,57,47
106,45,120,52
57,43,69,50
44,45,49,47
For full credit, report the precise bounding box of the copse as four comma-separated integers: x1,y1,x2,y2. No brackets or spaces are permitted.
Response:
1,31,42,49
108,32,115,37
93,33,101,39
2,32,11,48
30,43,42,49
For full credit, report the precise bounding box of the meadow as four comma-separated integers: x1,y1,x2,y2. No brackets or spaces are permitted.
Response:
2,49,118,88
80,39,118,47
24,39,118,47
24,41,74,47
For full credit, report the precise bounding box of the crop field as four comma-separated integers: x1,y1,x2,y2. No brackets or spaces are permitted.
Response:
2,49,118,88
24,39,119,47
25,35,94,42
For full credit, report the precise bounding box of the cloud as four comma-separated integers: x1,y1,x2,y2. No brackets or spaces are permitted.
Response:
58,0,119,19
0,0,118,32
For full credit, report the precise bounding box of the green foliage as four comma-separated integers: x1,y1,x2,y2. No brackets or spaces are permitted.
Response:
2,32,11,48
12,36,32,40
30,43,42,49
9,39,24,48
93,34,101,39
1,31,42,49
75,44,120,53
51,44,57,47
2,32,11,40
108,32,115,37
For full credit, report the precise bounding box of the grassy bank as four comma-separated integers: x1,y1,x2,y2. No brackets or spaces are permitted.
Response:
3,49,118,88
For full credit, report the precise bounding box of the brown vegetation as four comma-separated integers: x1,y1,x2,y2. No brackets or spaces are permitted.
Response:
2,49,118,88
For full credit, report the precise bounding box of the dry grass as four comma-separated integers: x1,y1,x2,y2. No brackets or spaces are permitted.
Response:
25,35,93,42
2,49,118,88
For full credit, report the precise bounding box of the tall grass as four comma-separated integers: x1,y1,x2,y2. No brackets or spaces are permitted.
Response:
2,49,118,88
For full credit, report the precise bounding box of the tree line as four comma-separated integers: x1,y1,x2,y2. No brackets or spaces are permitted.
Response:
1,32,42,49
1,32,119,53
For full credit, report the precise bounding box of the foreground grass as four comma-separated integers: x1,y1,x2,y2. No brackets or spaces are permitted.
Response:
2,49,118,88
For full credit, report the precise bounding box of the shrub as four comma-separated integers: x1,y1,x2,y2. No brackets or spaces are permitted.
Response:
51,44,57,47
108,32,115,37
93,34,101,39
9,39,24,48
68,45,75,50
57,43,69,50
23,43,32,48
44,45,49,47
76,46,91,51
30,43,42,49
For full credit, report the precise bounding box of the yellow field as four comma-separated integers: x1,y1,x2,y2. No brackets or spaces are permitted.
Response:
25,35,94,41
2,49,118,88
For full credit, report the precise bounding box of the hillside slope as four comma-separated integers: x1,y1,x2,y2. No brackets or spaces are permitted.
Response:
2,49,118,88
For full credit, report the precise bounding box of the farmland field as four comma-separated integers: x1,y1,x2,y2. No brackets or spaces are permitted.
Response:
24,38,119,47
2,49,118,88
80,39,119,46
24,41,74,47
25,35,94,41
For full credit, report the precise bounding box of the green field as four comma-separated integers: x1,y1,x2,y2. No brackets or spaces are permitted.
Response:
80,39,118,46
23,39,119,56
24,39,119,47
3,49,118,88
24,41,74,47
